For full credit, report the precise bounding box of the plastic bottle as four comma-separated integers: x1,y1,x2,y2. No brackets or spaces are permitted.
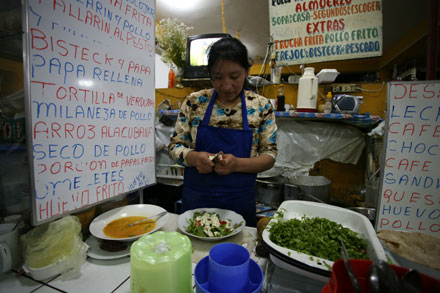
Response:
276,86,285,112
297,67,318,112
270,53,282,84
168,67,175,88
324,91,332,114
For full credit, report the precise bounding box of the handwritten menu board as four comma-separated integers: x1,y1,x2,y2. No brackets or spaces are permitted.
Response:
268,0,383,66
22,0,156,224
377,81,440,237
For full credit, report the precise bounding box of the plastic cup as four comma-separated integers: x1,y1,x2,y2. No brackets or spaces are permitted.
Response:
208,243,250,292
271,67,282,84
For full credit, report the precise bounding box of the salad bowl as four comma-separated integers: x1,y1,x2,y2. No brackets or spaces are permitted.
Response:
177,208,245,241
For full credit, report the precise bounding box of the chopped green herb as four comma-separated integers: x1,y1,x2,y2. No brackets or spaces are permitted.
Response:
323,261,332,270
269,215,368,262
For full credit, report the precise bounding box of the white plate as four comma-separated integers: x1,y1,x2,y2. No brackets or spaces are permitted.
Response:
85,235,131,260
262,200,387,275
89,204,169,241
177,208,245,241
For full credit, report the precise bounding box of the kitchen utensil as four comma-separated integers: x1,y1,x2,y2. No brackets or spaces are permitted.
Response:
177,208,245,241
348,207,376,222
400,269,422,293
127,211,167,227
368,261,381,293
376,259,400,293
340,241,362,293
284,176,331,203
255,176,285,206
209,152,222,161
257,167,283,179
130,231,192,293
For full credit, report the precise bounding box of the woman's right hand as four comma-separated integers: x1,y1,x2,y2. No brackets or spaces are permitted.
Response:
187,151,215,174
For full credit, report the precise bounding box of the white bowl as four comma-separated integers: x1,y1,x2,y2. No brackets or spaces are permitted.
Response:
22,242,88,281
23,261,62,281
89,204,168,241
177,208,245,241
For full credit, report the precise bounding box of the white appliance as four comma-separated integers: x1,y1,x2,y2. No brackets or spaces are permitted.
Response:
297,67,318,112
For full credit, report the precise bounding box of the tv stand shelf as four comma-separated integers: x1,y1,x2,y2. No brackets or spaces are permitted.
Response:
181,78,211,88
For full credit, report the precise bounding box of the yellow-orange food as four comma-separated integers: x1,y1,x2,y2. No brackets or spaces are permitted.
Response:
103,216,156,238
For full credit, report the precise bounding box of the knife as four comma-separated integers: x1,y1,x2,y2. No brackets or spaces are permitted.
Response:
209,152,222,162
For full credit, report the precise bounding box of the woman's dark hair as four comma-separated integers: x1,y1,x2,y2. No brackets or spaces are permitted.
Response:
207,37,253,77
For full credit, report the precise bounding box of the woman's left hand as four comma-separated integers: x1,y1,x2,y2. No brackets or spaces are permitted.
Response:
214,152,237,175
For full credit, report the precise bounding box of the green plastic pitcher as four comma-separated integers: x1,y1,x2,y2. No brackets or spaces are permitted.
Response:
130,231,192,293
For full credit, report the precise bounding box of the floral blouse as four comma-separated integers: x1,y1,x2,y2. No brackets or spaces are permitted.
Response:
168,89,278,166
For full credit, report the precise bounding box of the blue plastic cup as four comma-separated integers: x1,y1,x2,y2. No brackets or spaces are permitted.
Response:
208,243,250,292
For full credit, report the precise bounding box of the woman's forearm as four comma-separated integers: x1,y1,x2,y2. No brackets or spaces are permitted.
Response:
233,154,275,173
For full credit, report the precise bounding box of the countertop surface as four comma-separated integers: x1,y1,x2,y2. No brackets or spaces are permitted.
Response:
0,213,263,293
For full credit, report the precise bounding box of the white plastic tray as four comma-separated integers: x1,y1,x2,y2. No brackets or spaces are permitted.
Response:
316,69,340,83
262,200,387,276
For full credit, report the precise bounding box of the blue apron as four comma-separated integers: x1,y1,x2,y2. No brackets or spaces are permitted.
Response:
182,91,257,227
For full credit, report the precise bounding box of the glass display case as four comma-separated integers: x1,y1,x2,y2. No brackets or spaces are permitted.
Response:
0,1,32,222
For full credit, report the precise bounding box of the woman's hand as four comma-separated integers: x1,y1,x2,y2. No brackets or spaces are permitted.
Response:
187,151,215,174
214,152,237,175
215,153,275,175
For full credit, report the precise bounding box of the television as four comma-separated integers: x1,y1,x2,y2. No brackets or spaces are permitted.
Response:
184,33,232,79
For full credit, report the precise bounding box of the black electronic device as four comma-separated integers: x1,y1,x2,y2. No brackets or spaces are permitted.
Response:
331,94,363,114
184,33,232,79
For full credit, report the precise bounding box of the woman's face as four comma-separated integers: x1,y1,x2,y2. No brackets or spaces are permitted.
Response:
210,59,247,103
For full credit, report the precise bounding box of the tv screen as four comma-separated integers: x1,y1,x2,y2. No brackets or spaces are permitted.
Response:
184,33,232,79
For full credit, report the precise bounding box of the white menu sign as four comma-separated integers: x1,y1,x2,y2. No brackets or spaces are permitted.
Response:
377,81,440,237
269,0,383,65
23,0,156,224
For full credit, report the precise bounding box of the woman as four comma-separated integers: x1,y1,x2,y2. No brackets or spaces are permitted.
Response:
168,37,277,227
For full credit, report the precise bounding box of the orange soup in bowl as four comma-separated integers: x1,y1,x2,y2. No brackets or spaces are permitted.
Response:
103,216,156,238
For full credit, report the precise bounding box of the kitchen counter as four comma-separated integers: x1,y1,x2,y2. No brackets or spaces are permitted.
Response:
0,213,263,293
